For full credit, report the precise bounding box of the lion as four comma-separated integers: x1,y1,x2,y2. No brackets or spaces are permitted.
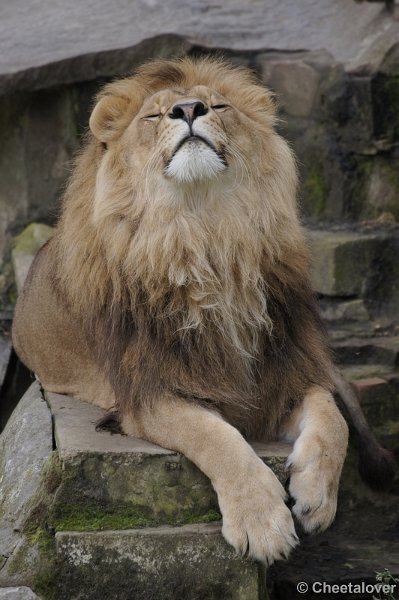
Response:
12,57,349,565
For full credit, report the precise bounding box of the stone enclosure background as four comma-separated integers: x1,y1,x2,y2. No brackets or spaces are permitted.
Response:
1,2,399,599
1,30,399,319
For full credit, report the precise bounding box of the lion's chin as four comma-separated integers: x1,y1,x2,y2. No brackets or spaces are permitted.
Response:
164,139,226,183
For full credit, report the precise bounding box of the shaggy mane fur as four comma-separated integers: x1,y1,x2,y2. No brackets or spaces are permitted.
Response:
53,57,333,438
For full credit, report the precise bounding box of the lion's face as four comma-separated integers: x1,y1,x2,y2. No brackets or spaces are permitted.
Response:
135,86,232,183
89,58,280,192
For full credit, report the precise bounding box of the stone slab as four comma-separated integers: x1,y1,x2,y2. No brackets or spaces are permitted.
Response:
0,0,395,95
0,382,52,586
47,391,291,469
332,336,399,366
47,390,291,465
56,524,263,600
46,391,173,459
318,299,370,323
0,588,40,600
45,391,291,525
308,229,380,297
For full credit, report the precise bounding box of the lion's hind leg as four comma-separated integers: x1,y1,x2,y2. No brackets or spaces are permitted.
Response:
279,386,348,534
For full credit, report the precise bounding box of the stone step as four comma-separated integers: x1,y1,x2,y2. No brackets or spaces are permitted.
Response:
0,383,290,599
307,227,399,321
332,335,399,366
308,228,382,297
55,525,264,600
319,298,370,324
45,391,290,530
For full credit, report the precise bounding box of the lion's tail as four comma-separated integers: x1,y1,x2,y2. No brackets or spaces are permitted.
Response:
332,368,396,491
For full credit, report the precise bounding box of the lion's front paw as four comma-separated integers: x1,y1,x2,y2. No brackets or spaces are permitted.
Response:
287,437,344,534
217,461,298,565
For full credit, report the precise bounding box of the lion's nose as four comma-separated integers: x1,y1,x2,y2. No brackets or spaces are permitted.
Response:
169,101,208,125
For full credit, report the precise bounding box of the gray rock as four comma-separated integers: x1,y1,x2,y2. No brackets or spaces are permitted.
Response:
319,299,370,323
0,337,11,390
0,0,394,95
11,224,54,294
365,158,399,221
261,57,322,118
0,89,78,269
347,22,399,75
258,50,345,119
0,382,52,586
308,227,399,319
0,588,40,600
308,229,380,297
56,525,262,600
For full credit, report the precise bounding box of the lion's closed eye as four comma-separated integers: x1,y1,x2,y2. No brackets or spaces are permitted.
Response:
211,104,230,111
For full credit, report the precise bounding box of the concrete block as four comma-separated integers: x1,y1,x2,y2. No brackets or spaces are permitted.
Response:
308,229,379,296
56,525,263,600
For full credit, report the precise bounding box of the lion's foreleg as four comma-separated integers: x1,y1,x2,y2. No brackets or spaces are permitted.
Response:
279,386,348,533
122,398,298,565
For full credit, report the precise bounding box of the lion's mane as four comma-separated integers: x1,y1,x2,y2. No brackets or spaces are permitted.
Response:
52,58,333,438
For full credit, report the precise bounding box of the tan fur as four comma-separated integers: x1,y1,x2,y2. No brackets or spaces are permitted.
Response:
13,57,348,564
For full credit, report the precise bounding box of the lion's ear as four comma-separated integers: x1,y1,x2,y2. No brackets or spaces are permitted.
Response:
89,95,131,143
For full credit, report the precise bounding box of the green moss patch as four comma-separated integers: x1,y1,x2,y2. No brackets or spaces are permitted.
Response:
51,502,221,532
302,163,326,218
13,223,54,255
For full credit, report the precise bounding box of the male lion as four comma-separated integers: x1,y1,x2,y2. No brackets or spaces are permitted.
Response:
12,57,348,565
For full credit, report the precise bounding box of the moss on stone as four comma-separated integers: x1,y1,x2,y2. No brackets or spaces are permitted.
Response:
6,538,32,576
34,569,58,600
13,223,54,256
50,501,221,532
302,164,326,217
20,454,64,600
